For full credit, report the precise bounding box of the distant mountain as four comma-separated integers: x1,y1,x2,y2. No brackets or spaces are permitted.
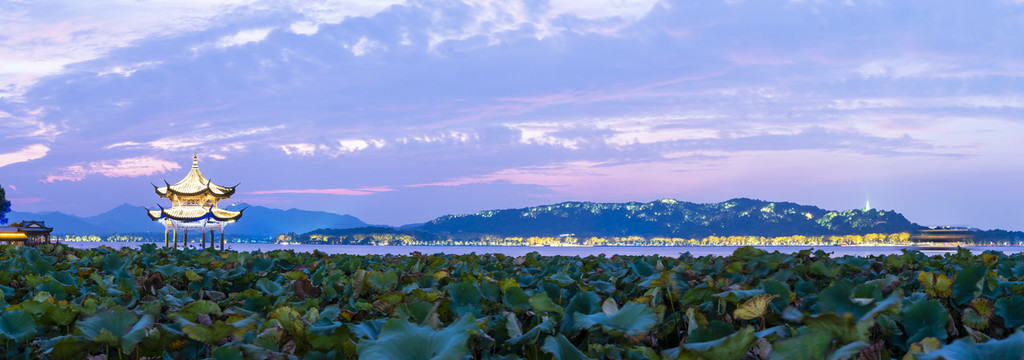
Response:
9,203,368,236
411,198,923,238
221,203,369,236
8,210,118,235
83,204,159,233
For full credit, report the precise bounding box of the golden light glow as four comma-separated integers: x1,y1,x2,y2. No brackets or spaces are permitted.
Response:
0,233,28,239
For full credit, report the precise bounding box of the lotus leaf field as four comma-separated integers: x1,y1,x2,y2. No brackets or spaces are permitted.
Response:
1,244,1024,359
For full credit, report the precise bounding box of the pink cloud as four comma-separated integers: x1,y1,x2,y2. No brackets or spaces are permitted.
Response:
46,156,181,182
247,187,394,196
8,197,45,205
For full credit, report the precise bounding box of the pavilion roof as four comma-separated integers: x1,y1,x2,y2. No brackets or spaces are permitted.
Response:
147,206,244,222
154,154,237,198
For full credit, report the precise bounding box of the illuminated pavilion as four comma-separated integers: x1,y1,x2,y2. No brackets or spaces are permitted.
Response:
147,154,243,250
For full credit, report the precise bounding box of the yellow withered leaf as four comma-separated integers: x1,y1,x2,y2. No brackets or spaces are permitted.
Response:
733,294,779,321
917,272,953,298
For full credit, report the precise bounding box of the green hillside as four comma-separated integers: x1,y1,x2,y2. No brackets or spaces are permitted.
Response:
414,198,921,238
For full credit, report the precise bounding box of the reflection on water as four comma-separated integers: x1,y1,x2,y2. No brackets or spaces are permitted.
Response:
59,242,1024,257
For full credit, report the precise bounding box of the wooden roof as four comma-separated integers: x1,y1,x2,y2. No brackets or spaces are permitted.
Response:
147,206,244,222
154,154,237,199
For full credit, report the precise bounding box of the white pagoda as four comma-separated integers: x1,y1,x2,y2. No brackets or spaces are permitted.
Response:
147,154,243,249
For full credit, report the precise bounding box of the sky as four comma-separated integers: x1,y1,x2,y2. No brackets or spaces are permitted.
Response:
1,0,1023,230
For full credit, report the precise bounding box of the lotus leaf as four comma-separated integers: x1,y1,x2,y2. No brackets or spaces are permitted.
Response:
913,330,1024,360
951,265,987,305
184,321,237,343
447,281,483,316
713,289,765,304
827,341,869,360
366,270,398,291
0,309,36,342
77,307,153,354
679,326,757,360
734,294,779,321
767,330,832,360
509,317,554,345
917,272,953,298
994,295,1024,328
759,279,791,312
357,315,480,360
574,302,657,336
815,280,874,318
529,292,564,314
560,291,601,334
901,299,949,344
542,333,593,360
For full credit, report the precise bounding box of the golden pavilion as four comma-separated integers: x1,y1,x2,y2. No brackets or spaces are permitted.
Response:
147,154,243,249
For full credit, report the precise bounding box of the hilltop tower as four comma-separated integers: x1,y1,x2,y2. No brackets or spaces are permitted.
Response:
147,154,243,250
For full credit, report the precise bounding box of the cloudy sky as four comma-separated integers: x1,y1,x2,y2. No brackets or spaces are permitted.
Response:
1,0,1023,230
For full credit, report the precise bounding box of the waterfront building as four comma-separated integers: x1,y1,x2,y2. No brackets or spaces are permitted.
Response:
147,154,243,250
0,220,54,245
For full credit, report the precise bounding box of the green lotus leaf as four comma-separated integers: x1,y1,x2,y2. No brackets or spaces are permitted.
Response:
44,304,77,326
541,333,593,360
901,299,949,344
0,309,36,342
255,278,286,297
529,293,564,314
679,326,757,360
768,330,832,360
38,334,90,360
182,300,223,317
184,321,237,343
573,301,657,336
357,315,480,360
815,280,873,318
447,281,482,316
760,279,791,313
951,265,987,305
509,316,555,345
827,341,870,360
366,270,398,291
809,261,837,278
549,272,575,287
631,259,657,277
503,286,531,312
77,307,153,354
559,291,601,334
712,289,765,304
731,246,768,262
803,312,871,344
995,295,1024,328
913,330,1024,360
211,346,245,360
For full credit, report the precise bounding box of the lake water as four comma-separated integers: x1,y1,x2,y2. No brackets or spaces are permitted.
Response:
59,242,1024,257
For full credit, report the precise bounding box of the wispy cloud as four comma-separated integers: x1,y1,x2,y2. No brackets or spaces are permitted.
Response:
46,156,181,182
247,187,394,196
106,126,284,151
0,144,49,168
215,27,275,48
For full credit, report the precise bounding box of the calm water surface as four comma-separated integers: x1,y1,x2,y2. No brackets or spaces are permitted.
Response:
61,242,1024,257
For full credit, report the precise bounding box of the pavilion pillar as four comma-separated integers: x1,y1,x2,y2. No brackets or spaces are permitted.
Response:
173,229,178,248
184,230,188,248
164,230,169,248
210,230,215,248
201,231,206,249
220,231,225,251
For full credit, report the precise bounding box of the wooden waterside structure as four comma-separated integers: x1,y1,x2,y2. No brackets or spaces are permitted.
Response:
147,154,243,250
0,221,54,246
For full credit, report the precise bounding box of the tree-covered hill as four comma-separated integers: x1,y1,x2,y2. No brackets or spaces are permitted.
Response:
413,198,922,238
